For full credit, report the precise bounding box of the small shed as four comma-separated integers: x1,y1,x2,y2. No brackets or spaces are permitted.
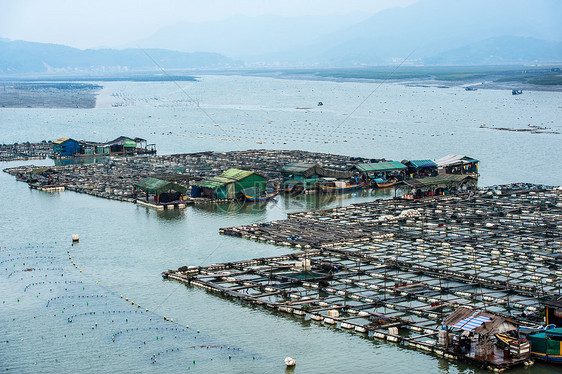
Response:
434,154,479,174
402,159,438,178
281,163,354,190
442,307,524,358
193,168,266,199
53,137,80,156
354,161,406,180
134,177,187,204
401,174,477,199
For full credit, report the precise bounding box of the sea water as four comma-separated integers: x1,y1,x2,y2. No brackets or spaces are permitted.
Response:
0,75,561,373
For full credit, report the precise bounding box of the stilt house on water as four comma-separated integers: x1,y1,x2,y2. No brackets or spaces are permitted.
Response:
280,163,354,192
353,161,407,184
133,177,187,204
402,159,439,178
52,136,156,158
53,138,80,156
191,168,266,199
401,174,477,199
442,307,531,367
434,154,479,175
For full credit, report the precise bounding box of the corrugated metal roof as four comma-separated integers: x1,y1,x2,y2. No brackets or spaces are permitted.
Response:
197,168,255,189
134,177,187,194
402,174,476,188
434,154,479,167
53,137,74,144
406,160,438,168
281,163,353,178
281,163,318,176
355,161,406,172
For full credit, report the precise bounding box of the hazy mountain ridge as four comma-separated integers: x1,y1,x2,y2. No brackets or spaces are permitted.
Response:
1,0,561,73
0,40,241,74
132,0,562,66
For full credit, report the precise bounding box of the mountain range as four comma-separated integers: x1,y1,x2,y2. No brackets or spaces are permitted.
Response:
0,40,240,75
1,0,561,74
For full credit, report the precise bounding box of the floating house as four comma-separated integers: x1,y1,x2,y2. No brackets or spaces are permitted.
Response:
53,136,156,158
442,307,530,366
434,154,479,175
134,177,187,204
96,136,155,156
281,163,354,192
402,160,438,178
53,137,80,156
353,161,407,183
192,168,266,200
401,174,477,199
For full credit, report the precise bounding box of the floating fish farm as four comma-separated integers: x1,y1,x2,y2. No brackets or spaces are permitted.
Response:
3,149,374,203
164,185,562,371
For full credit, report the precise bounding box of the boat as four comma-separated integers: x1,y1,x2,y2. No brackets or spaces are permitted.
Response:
465,87,478,91
319,178,364,193
525,327,562,363
373,178,397,188
280,182,304,195
240,187,279,202
512,89,523,95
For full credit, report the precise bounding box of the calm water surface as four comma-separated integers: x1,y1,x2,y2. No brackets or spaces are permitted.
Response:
1,76,560,373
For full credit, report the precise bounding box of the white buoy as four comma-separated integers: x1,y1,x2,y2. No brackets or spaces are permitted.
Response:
285,357,296,367
72,234,79,242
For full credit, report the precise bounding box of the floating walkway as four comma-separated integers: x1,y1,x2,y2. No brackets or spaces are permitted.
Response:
164,185,561,371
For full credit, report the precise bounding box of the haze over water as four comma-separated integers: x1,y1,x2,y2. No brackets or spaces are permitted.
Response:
1,76,561,373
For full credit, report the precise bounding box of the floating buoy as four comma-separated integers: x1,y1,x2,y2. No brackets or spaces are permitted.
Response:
285,357,296,367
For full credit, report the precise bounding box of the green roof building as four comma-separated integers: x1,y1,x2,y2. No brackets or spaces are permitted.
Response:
134,177,187,204
193,169,266,199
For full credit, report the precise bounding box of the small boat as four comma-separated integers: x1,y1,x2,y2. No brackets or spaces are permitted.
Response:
465,87,478,91
512,89,523,95
280,182,304,195
525,327,562,362
319,178,364,193
373,178,397,188
240,187,279,202
317,101,323,106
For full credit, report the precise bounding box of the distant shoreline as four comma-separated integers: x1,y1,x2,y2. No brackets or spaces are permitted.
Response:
0,66,560,108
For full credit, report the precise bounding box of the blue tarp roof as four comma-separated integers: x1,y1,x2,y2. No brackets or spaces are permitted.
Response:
406,160,438,168
452,312,491,331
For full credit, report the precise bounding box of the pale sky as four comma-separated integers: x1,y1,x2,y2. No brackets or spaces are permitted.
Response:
0,0,418,49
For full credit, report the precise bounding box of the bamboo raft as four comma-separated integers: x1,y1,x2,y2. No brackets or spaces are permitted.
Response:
165,185,561,371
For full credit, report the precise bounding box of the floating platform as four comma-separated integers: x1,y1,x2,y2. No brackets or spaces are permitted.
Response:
165,185,561,371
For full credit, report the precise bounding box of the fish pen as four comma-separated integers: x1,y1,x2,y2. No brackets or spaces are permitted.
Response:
2,149,379,204
164,185,562,371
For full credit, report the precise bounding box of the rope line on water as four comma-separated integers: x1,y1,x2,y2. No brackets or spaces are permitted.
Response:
322,46,420,143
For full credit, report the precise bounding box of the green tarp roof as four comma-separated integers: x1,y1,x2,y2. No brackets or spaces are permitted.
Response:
134,177,187,194
281,162,353,178
405,160,438,168
196,168,258,189
355,161,406,173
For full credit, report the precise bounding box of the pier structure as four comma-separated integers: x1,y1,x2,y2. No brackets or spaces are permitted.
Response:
164,186,561,371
